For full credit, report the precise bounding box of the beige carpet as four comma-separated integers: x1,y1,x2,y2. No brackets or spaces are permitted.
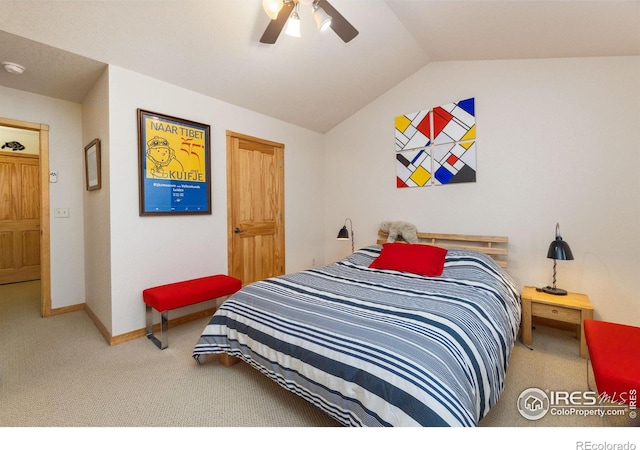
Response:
1,281,637,433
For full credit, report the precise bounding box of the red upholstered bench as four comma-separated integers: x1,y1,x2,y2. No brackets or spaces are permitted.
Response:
143,274,242,349
584,319,640,406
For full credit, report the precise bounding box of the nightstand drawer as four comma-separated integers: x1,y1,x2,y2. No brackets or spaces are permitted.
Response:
532,302,581,324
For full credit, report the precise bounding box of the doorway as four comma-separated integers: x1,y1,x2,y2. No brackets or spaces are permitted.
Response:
0,117,51,317
226,131,285,285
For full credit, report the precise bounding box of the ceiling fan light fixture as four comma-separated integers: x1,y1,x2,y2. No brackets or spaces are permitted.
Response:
313,5,332,31
263,0,284,20
285,9,301,37
259,0,358,44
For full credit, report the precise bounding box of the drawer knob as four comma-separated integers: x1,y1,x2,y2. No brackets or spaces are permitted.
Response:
552,309,558,314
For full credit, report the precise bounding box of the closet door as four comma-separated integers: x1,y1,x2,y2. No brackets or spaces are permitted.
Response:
0,152,40,284
226,131,285,286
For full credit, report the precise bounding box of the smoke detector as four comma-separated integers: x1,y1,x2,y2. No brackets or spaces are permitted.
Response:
2,62,26,75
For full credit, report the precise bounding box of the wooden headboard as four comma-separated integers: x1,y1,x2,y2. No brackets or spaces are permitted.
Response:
378,230,509,268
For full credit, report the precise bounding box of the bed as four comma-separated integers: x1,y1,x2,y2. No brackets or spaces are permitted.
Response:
192,231,521,427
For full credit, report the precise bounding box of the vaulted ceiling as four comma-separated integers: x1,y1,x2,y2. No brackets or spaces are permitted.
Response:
0,1,638,133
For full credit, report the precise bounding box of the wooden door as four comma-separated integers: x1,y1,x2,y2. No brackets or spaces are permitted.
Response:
0,117,49,317
226,131,284,285
0,152,41,284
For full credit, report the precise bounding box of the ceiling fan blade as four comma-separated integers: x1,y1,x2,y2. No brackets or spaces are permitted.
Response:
260,2,295,44
318,0,358,43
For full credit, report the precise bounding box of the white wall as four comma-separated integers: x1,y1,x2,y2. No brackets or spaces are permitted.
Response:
82,68,112,329
324,56,640,327
0,86,86,309
106,66,325,336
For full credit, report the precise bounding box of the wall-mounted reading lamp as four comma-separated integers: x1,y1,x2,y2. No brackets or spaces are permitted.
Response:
337,218,354,253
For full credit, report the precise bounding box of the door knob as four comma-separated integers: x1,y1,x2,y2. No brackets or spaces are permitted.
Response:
233,227,244,233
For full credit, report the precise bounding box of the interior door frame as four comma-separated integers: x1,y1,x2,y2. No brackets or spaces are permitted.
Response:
0,117,50,317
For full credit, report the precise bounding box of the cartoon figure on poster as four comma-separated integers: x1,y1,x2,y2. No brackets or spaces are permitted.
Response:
145,136,184,179
142,118,207,183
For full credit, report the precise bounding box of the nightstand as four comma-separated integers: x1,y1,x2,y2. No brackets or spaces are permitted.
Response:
521,286,594,358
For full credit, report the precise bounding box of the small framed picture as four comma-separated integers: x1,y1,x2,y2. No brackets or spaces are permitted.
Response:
84,138,101,191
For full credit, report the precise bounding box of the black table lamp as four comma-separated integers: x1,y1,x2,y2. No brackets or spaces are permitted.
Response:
541,223,574,295
337,218,354,253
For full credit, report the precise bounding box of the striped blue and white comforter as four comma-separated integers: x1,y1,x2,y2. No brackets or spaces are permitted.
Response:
193,246,521,427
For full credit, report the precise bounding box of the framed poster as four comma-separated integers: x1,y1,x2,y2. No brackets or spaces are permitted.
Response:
137,109,211,215
84,138,101,191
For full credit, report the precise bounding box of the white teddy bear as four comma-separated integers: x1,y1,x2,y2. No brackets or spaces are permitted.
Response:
380,221,419,244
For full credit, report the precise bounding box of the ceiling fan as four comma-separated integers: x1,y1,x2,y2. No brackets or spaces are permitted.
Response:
260,0,359,44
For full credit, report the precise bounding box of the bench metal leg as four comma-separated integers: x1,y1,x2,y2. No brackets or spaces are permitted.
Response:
146,304,168,350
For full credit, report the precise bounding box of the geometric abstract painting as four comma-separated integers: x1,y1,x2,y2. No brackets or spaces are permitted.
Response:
395,109,432,151
433,140,476,185
396,148,432,188
432,98,476,145
395,98,476,188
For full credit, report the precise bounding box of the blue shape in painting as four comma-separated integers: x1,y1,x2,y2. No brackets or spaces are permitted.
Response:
411,149,427,164
458,98,474,117
435,166,454,184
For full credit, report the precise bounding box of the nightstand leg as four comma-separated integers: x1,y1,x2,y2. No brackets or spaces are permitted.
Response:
580,308,593,359
522,296,532,346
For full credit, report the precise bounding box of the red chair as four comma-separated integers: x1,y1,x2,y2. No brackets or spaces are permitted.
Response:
584,319,640,406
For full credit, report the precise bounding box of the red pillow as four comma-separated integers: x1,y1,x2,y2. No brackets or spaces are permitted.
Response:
369,243,448,277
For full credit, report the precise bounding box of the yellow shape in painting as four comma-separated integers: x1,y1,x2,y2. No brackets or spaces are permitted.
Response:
410,166,431,186
395,115,412,133
461,124,476,142
460,140,475,150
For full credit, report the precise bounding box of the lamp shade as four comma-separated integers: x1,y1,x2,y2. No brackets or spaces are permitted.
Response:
263,0,284,20
336,226,349,240
285,11,301,37
314,6,332,31
547,238,574,261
